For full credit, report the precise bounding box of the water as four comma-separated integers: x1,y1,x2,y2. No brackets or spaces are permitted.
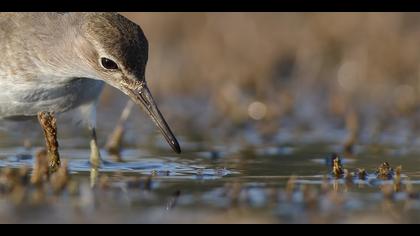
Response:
0,88,420,223
1,137,420,224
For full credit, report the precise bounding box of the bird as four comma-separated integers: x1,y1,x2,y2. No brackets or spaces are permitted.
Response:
0,12,181,172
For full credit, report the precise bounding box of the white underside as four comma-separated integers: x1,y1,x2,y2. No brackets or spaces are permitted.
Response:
0,77,105,127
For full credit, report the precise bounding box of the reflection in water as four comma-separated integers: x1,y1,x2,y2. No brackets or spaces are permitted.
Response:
90,167,99,188
166,190,181,210
0,143,420,223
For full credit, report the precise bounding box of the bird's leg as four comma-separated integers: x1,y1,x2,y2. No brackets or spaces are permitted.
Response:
89,127,102,168
37,112,61,173
106,100,134,162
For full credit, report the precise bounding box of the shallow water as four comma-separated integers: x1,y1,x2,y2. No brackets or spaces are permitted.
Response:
1,137,420,224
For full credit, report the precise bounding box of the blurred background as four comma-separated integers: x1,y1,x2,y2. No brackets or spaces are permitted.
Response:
65,13,420,151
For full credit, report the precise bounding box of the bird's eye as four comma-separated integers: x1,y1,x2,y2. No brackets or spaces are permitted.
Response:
100,58,119,70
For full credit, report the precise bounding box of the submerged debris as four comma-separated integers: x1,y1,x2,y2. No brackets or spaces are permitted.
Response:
355,168,368,180
376,162,394,180
331,154,344,178
0,145,413,224
325,154,404,188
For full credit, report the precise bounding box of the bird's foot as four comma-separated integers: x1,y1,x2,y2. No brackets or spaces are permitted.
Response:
89,128,102,168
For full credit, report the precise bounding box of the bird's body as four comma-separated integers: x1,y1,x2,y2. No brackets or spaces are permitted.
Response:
0,77,104,120
0,12,181,171
0,13,104,120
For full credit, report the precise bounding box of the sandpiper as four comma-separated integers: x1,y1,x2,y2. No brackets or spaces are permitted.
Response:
0,12,181,172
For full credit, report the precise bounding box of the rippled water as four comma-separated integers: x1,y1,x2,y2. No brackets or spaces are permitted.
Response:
1,137,420,223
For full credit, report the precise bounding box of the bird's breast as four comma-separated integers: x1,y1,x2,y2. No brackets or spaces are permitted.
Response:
0,78,105,119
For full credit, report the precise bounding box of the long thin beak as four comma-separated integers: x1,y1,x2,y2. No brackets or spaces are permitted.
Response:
123,81,181,154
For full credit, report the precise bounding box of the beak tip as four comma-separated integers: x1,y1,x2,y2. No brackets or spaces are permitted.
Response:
172,140,182,154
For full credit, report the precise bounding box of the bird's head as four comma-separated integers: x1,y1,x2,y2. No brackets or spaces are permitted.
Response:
76,13,181,154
